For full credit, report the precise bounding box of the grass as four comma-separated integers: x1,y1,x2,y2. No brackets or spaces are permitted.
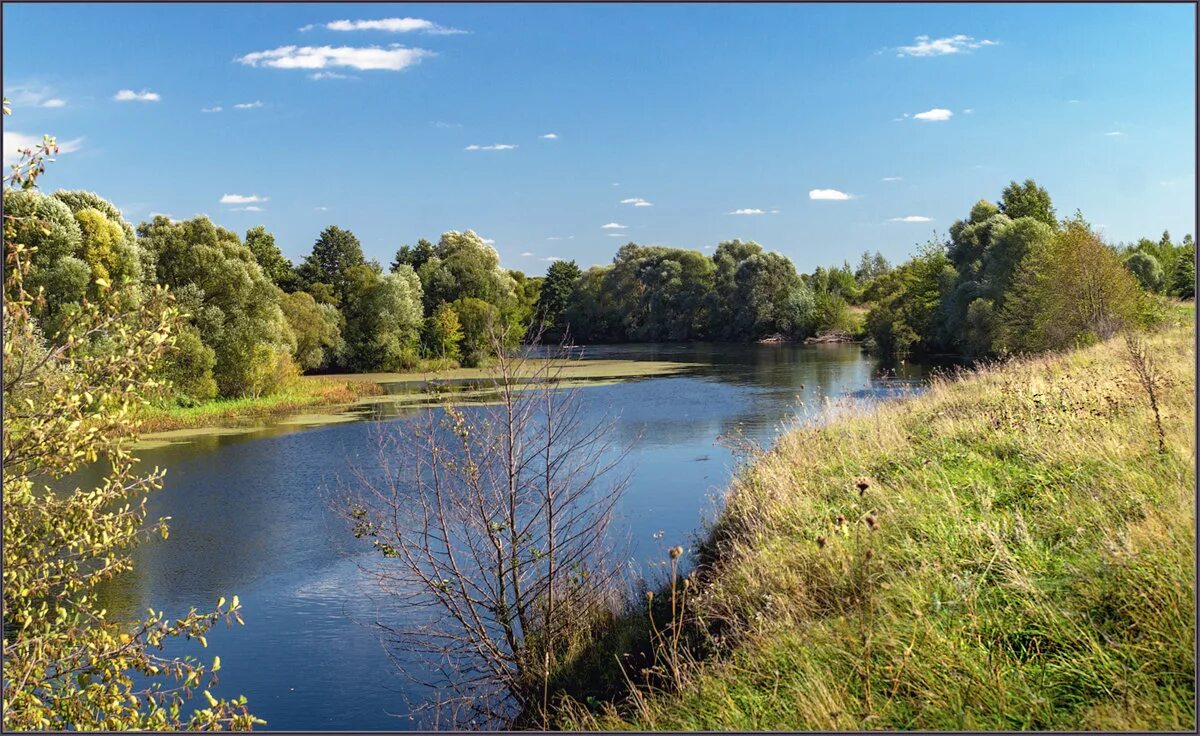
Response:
135,376,383,433
554,310,1195,731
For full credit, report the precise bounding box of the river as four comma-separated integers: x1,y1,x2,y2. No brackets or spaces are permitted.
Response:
97,342,937,730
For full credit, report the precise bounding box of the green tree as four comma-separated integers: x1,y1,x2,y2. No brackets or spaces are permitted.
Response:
245,225,300,292
2,121,261,730
999,178,1057,227
865,241,953,356
1123,251,1164,293
535,259,582,336
424,302,464,362
156,323,219,404
1169,240,1195,298
297,225,366,305
280,290,344,371
417,230,517,313
137,215,297,397
342,264,425,371
452,296,501,367
1000,221,1145,352
391,238,436,273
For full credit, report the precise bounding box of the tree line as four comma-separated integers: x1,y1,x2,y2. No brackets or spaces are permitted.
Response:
5,177,1190,408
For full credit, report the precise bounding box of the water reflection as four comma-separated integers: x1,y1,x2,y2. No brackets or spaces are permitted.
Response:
88,342,941,730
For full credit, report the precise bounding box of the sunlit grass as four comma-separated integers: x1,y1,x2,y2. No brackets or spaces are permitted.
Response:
557,313,1195,731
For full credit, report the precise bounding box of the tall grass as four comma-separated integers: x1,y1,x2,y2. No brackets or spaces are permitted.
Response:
556,313,1195,731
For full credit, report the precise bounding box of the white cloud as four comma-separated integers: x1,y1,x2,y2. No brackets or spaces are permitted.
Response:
606,233,626,237
237,45,432,72
114,89,160,102
233,205,265,212
611,182,620,187
541,256,563,262
520,251,534,257
1067,99,1082,104
315,17,467,34
5,85,67,109
913,108,953,122
896,34,998,58
201,106,223,113
481,238,495,245
808,189,853,201
3,131,83,165
889,215,933,223
465,143,516,151
310,71,354,80
234,101,263,109
540,133,558,139
601,222,627,229
1105,131,1125,137
962,108,974,114
620,197,653,207
431,120,461,129
314,206,329,211
881,176,903,182
729,208,765,215
220,193,268,204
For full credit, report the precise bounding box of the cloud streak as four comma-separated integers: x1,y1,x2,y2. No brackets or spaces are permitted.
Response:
729,208,765,215
464,144,516,151
220,193,268,204
809,189,853,201
114,89,160,102
234,101,263,109
304,17,467,35
601,222,627,229
621,197,652,207
237,45,432,72
896,34,998,57
889,215,933,223
913,108,953,121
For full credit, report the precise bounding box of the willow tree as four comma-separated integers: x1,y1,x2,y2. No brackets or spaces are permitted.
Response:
2,105,261,729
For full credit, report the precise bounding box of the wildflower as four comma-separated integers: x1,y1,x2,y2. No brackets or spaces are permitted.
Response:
816,535,827,549
646,591,654,603
865,515,878,531
835,514,846,527
865,548,875,560
855,477,871,495
669,545,683,560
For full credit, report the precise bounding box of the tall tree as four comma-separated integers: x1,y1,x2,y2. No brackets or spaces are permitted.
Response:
297,225,366,304
535,259,582,335
999,179,1057,227
245,226,299,292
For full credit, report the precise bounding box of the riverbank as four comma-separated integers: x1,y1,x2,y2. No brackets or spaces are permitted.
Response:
136,377,385,433
136,358,699,433
556,314,1195,730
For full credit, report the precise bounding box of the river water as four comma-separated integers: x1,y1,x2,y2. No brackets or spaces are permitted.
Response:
98,342,936,730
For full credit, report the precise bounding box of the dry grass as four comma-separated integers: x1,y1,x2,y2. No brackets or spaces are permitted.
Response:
556,313,1195,731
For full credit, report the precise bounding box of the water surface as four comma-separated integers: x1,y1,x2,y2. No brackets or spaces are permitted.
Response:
101,342,935,730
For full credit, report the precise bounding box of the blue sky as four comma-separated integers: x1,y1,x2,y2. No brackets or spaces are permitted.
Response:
3,3,1195,274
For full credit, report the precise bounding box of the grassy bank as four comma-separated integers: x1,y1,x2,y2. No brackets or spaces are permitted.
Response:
557,314,1195,730
136,377,384,433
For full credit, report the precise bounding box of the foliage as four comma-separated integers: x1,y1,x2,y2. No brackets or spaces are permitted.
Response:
341,264,424,371
452,296,501,367
297,225,367,305
424,301,464,362
1169,239,1195,299
280,290,343,371
1,127,260,730
864,241,952,356
137,215,297,398
999,178,1057,226
417,229,517,312
999,221,1146,353
391,238,436,274
1124,250,1164,292
156,323,219,405
245,225,300,292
